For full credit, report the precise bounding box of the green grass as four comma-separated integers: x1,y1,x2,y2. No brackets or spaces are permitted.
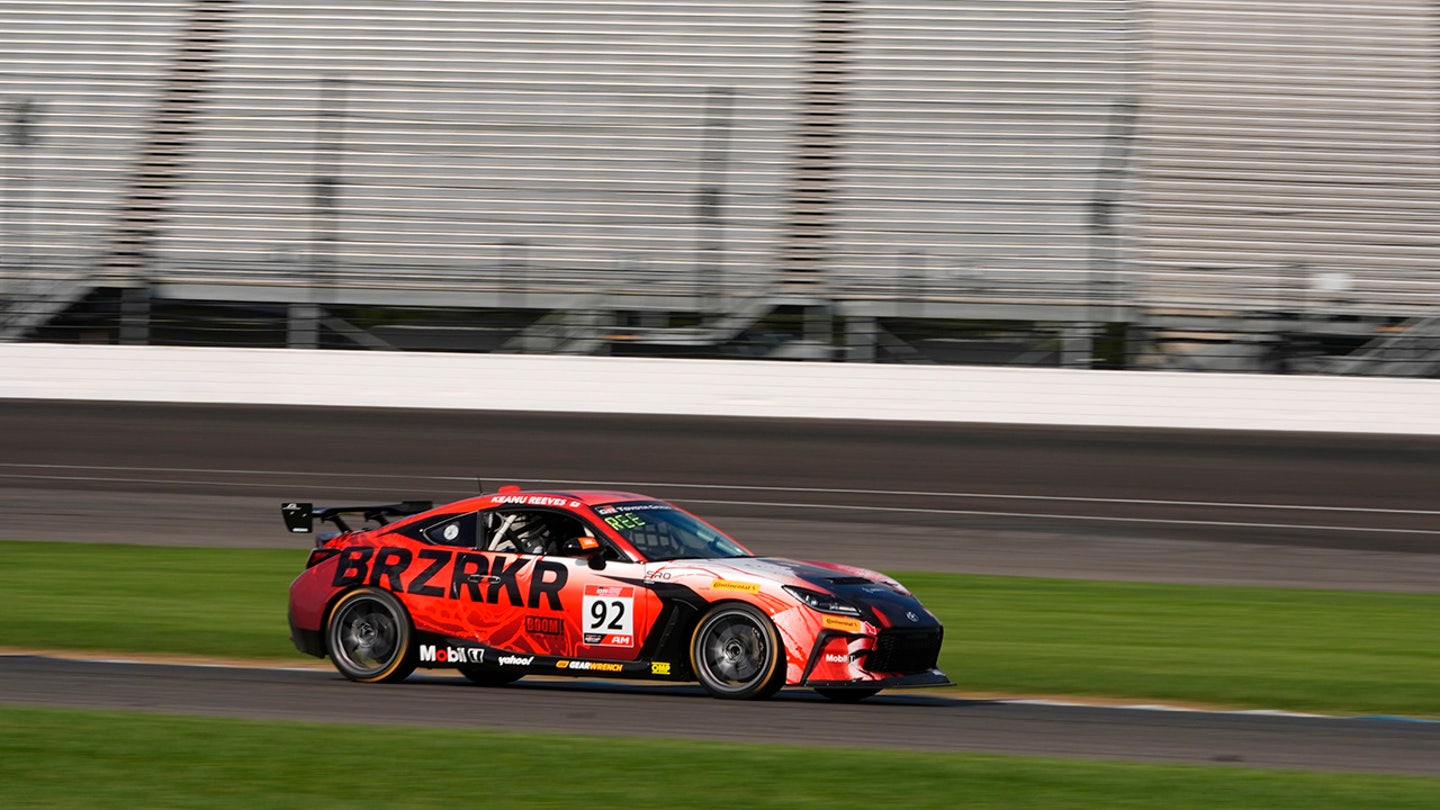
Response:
1,706,1436,809
902,572,1440,716
2,540,1436,716
0,541,299,658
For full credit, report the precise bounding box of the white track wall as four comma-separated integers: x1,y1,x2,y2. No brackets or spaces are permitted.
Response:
2,344,1437,435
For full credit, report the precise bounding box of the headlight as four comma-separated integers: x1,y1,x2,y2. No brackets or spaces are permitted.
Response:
783,585,862,617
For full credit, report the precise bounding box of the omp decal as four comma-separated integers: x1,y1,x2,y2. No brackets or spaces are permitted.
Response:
582,584,634,645
419,645,484,664
332,547,568,610
651,661,672,675
710,579,760,594
822,616,863,633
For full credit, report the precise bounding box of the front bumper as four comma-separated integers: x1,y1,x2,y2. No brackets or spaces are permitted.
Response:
804,669,953,689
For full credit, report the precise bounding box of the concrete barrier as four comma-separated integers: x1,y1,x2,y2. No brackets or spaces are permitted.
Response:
3,343,1438,434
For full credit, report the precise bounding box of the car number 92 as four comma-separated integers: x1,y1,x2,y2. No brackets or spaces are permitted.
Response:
582,584,634,645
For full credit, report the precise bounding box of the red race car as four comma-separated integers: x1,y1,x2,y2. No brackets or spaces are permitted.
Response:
284,487,949,701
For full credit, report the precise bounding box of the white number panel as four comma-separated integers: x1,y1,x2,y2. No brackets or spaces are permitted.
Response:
581,584,635,647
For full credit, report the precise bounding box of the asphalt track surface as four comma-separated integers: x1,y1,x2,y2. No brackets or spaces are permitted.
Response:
2,399,1439,775
3,654,1438,777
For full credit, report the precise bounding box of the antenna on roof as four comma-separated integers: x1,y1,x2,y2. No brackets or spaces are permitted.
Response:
476,477,485,495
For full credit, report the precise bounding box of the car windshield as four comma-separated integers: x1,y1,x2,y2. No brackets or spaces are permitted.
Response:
592,501,750,562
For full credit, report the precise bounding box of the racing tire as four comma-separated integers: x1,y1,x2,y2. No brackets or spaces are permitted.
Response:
690,603,786,700
325,587,417,683
457,666,524,687
815,687,882,703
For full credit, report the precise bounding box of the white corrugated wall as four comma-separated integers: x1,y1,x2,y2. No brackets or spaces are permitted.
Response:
1,1,1437,313
0,1,186,270
165,1,806,291
1126,0,1440,309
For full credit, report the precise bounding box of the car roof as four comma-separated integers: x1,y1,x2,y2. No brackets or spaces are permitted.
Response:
446,489,661,512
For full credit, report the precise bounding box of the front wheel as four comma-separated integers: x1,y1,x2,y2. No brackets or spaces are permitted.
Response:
326,587,417,683
690,603,786,700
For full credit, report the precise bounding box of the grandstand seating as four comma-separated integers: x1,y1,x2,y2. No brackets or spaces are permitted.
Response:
0,0,1436,372
0,1,180,269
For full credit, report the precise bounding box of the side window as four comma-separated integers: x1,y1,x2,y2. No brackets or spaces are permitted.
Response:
484,509,594,556
615,515,687,560
421,513,479,547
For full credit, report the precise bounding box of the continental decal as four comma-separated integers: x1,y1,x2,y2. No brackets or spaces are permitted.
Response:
710,579,761,594
822,616,863,633
556,660,623,672
331,547,568,611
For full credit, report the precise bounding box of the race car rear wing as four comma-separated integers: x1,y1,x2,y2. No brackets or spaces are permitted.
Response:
282,501,433,534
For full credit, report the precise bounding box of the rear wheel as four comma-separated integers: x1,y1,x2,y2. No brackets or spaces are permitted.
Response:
690,603,786,700
326,587,416,683
815,687,881,703
458,666,523,687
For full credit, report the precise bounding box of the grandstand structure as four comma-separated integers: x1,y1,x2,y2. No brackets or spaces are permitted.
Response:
0,0,1437,374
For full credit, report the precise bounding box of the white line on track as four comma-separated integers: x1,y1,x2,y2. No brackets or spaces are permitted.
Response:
3,462,1436,516
675,498,1440,535
1001,699,1332,719
0,473,456,494
29,655,1432,723
6,464,1439,537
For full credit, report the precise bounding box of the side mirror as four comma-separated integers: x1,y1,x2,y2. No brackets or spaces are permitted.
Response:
562,536,607,570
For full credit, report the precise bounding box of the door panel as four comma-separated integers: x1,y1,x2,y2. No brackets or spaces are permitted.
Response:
540,560,653,660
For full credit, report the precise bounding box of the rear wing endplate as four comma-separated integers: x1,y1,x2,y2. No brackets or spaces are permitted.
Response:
281,500,433,534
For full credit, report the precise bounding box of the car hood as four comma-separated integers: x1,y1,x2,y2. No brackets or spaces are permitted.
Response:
649,556,941,629
698,555,885,585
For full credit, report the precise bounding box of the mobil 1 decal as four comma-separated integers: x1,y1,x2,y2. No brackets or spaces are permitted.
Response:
582,584,634,646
